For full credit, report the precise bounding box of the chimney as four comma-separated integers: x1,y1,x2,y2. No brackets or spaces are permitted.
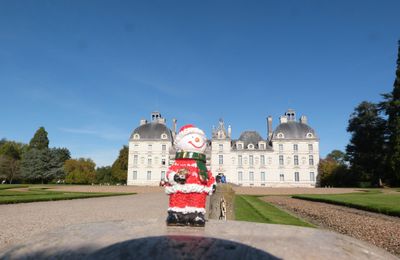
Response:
267,116,273,140
279,116,288,124
172,118,177,135
300,115,308,124
140,119,147,126
228,125,232,138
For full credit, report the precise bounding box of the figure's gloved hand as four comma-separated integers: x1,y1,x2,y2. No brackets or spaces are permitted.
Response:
174,173,186,184
174,169,188,184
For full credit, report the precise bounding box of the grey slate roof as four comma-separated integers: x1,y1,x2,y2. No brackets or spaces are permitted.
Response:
130,122,173,141
272,122,317,140
231,131,272,150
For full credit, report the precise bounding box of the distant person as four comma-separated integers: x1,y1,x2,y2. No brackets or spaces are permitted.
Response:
221,174,226,183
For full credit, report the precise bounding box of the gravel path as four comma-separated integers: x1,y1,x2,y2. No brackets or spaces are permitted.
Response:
0,192,168,251
263,196,400,257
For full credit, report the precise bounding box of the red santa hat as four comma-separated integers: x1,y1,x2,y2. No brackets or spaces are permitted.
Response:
175,124,206,145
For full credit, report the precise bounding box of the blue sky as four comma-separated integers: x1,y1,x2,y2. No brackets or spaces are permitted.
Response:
1,0,399,167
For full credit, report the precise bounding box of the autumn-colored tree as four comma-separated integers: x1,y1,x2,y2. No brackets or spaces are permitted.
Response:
64,158,96,184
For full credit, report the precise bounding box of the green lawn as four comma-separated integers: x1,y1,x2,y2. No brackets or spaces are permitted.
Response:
0,184,29,190
0,185,134,204
234,195,314,227
293,190,400,217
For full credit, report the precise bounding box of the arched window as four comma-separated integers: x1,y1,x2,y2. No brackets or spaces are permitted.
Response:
133,134,140,140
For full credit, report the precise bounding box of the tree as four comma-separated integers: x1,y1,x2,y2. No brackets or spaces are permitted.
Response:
111,146,128,184
380,41,400,186
0,155,20,184
346,101,386,187
64,158,96,184
95,166,113,184
47,148,71,182
318,150,351,187
20,148,51,183
29,127,49,150
0,141,27,183
326,150,346,165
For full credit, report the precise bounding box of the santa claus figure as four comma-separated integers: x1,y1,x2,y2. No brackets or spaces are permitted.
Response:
165,124,215,227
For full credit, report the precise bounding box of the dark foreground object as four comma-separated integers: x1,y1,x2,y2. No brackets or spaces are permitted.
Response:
166,211,206,227
1,219,397,260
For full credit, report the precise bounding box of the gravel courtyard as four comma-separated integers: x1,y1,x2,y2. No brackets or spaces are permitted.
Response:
263,196,400,257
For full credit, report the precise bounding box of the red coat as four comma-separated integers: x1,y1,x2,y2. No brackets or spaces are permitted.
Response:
165,158,215,214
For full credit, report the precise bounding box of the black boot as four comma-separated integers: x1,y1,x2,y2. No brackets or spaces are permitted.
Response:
166,211,180,226
191,212,205,227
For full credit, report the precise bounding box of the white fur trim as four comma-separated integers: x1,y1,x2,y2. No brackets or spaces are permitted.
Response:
165,183,214,195
175,127,206,146
166,170,177,185
168,206,205,214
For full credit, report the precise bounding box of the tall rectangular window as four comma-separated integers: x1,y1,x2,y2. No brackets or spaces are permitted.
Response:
133,171,137,180
280,174,284,182
147,171,151,180
294,155,299,166
249,171,254,181
309,155,314,166
148,144,152,150
260,155,265,165
238,171,243,182
249,155,254,166
161,171,166,179
293,144,298,152
279,155,284,166
294,172,299,182
310,172,315,181
308,144,313,152
219,155,223,165
133,155,138,165
279,144,283,152
238,155,242,166
161,159,166,165
219,144,223,151
162,144,166,151
148,157,152,166
261,172,266,182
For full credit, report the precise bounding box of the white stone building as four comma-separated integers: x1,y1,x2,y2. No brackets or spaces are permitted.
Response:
127,110,319,187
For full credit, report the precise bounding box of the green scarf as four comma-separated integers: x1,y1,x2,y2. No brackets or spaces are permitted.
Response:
175,151,208,182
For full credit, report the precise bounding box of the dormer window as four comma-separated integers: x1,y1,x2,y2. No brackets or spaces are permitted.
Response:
306,133,314,138
237,143,243,150
133,134,140,140
161,133,168,139
277,133,284,139
248,144,254,150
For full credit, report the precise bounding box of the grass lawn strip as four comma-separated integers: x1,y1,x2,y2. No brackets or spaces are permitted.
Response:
235,195,314,227
0,184,29,190
293,190,400,217
0,186,134,204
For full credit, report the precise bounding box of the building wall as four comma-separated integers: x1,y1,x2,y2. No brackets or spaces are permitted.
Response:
127,139,173,186
127,112,319,187
209,138,319,188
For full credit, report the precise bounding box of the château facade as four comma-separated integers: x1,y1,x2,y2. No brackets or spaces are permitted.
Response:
127,110,319,187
